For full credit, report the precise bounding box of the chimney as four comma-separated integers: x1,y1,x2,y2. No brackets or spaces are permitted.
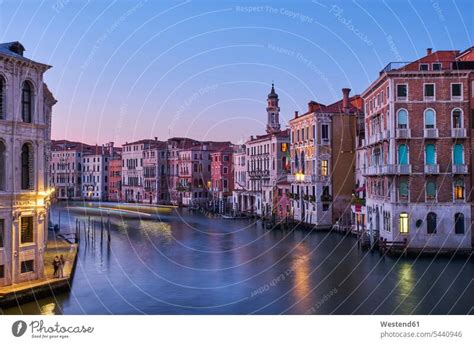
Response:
308,101,317,113
426,48,432,55
294,111,299,118
342,88,351,111
154,136,158,141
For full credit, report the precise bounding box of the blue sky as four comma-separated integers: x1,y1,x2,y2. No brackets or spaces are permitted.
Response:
0,0,472,145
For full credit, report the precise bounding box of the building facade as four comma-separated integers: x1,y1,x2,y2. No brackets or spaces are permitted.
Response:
233,84,290,216
363,48,473,250
108,155,122,202
210,147,234,213
0,42,56,286
289,89,362,228
50,140,92,200
81,147,110,201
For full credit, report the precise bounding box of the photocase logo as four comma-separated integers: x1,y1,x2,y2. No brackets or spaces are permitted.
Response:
12,320,27,337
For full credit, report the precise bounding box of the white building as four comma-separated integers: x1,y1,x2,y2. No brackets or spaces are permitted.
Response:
81,145,112,201
233,84,290,216
0,42,56,286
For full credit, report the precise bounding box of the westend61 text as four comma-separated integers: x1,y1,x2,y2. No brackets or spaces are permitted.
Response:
380,321,420,328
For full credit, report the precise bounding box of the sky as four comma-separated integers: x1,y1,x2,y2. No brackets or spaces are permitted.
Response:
0,0,472,145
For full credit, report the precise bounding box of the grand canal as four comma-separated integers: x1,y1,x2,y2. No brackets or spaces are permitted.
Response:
2,202,473,315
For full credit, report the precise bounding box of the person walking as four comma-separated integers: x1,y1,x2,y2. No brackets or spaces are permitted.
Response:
59,255,65,278
53,256,60,278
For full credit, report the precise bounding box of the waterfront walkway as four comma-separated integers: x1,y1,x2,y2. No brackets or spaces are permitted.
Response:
0,235,78,307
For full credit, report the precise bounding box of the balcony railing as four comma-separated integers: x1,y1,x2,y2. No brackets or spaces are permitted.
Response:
452,164,468,174
396,128,411,139
451,128,467,138
365,164,412,176
424,164,439,174
424,128,439,139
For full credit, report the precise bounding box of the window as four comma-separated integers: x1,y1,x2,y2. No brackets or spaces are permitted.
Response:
432,63,441,71
454,179,464,200
425,144,436,165
0,141,5,191
452,109,463,128
454,213,465,234
21,143,33,190
223,179,228,188
21,260,34,273
424,84,435,99
223,167,228,174
0,219,3,247
398,144,408,164
281,143,288,152
322,203,329,211
321,160,328,176
399,180,409,200
396,84,407,99
21,81,33,123
426,212,437,234
321,124,329,142
451,83,462,99
0,76,4,119
20,216,33,244
399,213,409,233
426,180,436,200
0,265,3,278
397,109,408,128
419,64,429,71
424,109,435,128
453,144,464,165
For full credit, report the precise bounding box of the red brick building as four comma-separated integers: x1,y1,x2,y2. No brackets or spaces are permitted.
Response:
363,47,473,251
210,146,235,213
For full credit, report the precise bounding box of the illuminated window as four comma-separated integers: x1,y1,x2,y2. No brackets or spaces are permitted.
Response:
20,216,33,244
281,143,288,152
321,160,328,176
454,179,464,200
399,213,409,234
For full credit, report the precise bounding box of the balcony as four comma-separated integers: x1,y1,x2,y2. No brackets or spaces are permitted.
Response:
451,128,467,139
452,164,468,174
364,165,382,176
396,128,411,139
424,128,439,139
381,164,412,175
424,164,439,174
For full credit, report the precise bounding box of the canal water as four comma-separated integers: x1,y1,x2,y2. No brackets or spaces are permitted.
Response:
2,202,473,315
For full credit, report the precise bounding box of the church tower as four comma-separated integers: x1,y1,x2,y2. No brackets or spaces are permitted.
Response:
266,83,281,134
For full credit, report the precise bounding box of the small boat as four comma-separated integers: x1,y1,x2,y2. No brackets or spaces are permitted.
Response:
221,214,247,219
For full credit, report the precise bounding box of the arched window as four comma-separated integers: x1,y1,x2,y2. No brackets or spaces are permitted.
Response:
398,144,408,165
0,141,5,190
397,109,408,129
399,179,409,200
454,179,464,200
454,213,465,234
426,212,437,234
294,153,299,171
21,143,33,190
22,81,33,123
425,144,436,165
0,76,5,120
452,109,463,129
453,144,464,165
424,109,435,129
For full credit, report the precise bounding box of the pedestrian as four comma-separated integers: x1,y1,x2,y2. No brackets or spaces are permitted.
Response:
53,256,59,278
59,254,65,278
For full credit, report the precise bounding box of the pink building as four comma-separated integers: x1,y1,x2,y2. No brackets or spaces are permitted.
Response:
210,146,235,213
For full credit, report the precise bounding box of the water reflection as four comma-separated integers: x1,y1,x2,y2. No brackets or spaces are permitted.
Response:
1,203,473,315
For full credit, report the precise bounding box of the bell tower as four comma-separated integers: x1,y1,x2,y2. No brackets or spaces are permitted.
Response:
266,83,281,134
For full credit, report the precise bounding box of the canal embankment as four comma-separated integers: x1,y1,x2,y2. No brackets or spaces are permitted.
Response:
0,235,78,308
